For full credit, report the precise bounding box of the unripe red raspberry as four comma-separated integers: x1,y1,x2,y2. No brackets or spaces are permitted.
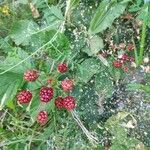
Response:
37,111,48,125
121,54,129,61
17,90,32,104
113,60,123,68
61,79,74,92
63,96,76,111
55,97,64,109
128,43,134,51
24,70,39,82
40,87,54,103
124,66,129,73
57,63,68,73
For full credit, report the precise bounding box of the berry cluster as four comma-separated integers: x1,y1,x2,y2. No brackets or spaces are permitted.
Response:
55,96,76,110
112,44,135,72
113,54,135,72
16,63,76,125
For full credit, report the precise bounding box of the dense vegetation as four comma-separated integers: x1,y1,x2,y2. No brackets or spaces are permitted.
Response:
0,0,150,149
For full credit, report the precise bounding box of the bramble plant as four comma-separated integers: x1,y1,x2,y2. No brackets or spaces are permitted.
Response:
0,0,150,149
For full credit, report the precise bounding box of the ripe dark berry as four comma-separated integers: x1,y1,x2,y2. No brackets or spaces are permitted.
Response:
55,97,64,109
61,79,74,92
113,60,123,68
40,87,54,103
57,63,68,73
24,70,39,82
128,43,134,51
37,111,48,125
121,54,129,61
17,90,32,104
63,96,76,111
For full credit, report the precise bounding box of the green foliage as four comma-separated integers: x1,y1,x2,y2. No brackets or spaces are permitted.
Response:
105,112,144,150
95,71,113,99
0,0,149,149
10,20,39,46
128,0,143,12
89,0,130,34
86,35,104,56
76,58,100,83
0,71,23,110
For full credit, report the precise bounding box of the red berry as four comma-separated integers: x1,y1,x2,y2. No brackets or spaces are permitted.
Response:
17,90,32,104
128,43,134,51
113,61,123,68
121,54,129,61
24,70,39,82
37,111,48,125
55,97,64,109
40,87,54,103
58,63,68,73
61,79,74,92
63,96,76,111
124,66,129,73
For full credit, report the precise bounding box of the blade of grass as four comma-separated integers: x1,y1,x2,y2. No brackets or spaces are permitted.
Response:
139,2,150,64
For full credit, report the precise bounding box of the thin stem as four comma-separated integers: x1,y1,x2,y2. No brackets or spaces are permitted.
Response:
71,110,99,143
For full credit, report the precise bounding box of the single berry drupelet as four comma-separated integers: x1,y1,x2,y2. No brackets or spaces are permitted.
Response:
37,111,48,125
63,96,76,111
17,90,32,104
61,79,74,92
40,87,54,103
113,60,123,68
57,63,68,73
124,66,129,73
55,97,64,109
24,70,39,82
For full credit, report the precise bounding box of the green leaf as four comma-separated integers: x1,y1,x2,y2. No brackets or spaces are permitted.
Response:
42,6,64,28
46,31,70,59
85,35,104,56
16,0,28,4
95,71,113,98
66,0,80,12
0,71,23,110
137,3,150,26
0,48,32,74
50,5,64,20
10,20,39,46
77,58,100,83
88,0,129,34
